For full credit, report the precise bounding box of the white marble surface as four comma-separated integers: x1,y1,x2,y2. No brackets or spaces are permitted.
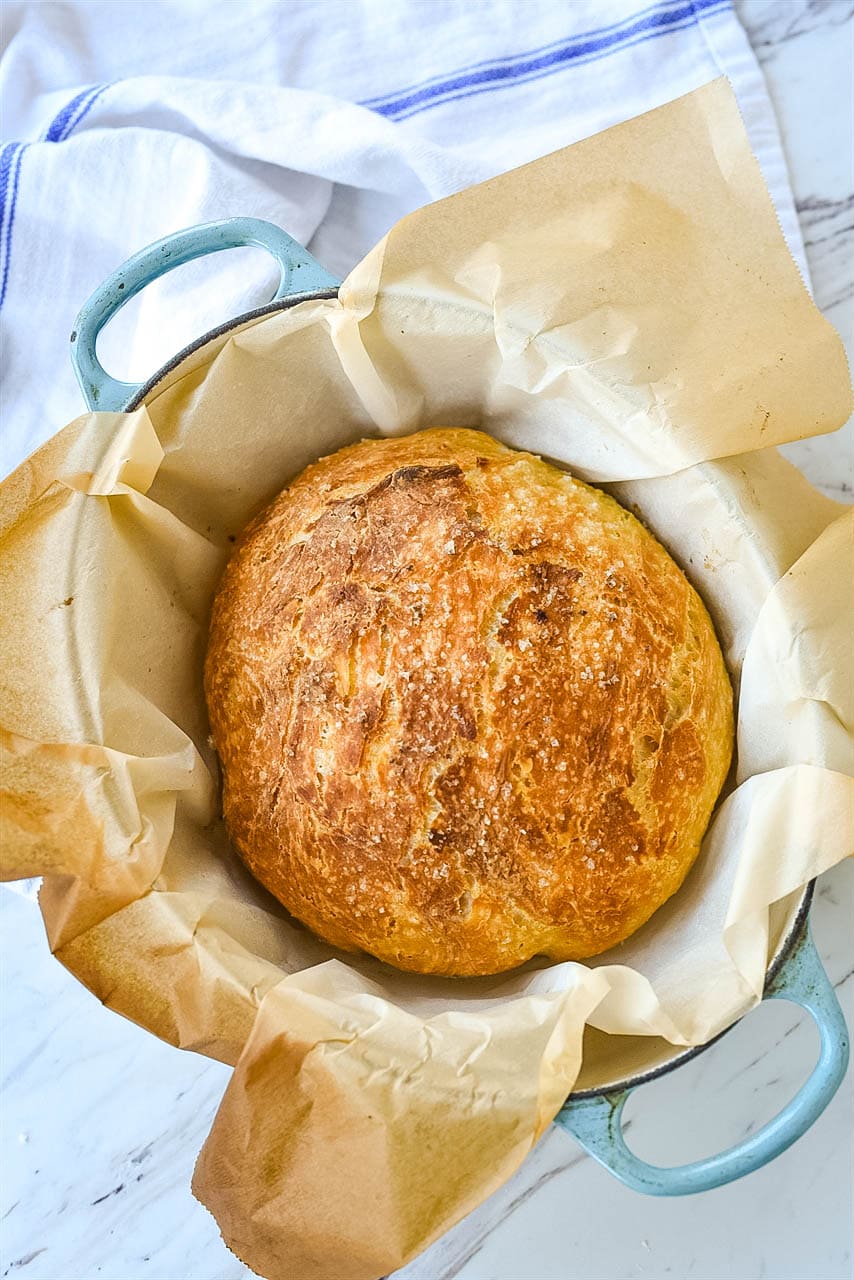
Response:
2,3,852,1279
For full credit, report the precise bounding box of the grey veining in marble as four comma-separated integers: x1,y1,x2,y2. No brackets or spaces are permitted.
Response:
736,0,854,506
738,0,853,51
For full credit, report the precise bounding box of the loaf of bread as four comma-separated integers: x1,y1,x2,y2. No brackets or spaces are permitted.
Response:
205,429,733,976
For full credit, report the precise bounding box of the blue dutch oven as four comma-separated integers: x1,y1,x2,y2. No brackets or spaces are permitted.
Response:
70,216,850,1198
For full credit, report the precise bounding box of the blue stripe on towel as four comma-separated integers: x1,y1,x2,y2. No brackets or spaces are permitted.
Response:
43,82,112,142
1,84,112,314
360,0,710,107
0,143,25,310
43,86,99,141
362,0,729,120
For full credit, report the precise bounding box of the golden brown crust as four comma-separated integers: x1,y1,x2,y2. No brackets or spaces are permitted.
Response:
205,429,733,976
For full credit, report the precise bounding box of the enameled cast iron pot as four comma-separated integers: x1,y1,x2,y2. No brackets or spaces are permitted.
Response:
70,217,850,1197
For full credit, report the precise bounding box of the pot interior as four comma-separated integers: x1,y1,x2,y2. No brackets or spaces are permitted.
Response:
572,887,808,1094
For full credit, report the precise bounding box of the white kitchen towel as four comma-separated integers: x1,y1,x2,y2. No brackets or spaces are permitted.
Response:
1,0,805,478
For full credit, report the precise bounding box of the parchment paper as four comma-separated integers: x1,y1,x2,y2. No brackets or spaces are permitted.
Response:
1,81,852,1280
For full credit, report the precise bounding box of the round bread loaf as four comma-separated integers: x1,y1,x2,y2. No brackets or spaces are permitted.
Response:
205,429,733,976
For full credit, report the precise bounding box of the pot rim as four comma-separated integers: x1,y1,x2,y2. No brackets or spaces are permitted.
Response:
571,880,814,1098
124,289,339,413
120,286,816,1100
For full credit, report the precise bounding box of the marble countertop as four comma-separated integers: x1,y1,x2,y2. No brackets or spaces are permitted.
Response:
2,3,852,1279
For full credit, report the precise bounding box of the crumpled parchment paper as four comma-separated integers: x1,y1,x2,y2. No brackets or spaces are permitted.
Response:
1,79,851,1280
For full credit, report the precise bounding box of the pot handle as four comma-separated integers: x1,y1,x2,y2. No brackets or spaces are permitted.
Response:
554,921,849,1195
70,217,340,412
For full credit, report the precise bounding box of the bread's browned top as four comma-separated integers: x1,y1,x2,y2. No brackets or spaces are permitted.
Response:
205,429,733,976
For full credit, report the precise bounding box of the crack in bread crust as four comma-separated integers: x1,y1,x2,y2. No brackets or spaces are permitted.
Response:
205,429,734,976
